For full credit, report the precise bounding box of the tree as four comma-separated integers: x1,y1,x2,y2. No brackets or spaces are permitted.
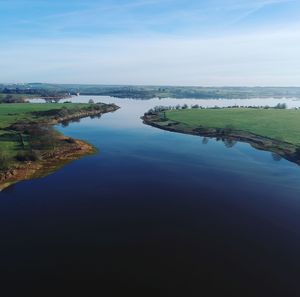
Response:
0,152,9,170
15,150,40,162
28,124,58,151
89,99,95,104
275,103,287,109
182,104,188,109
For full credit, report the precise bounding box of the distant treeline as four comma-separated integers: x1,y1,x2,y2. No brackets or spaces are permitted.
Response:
0,86,72,103
2,83,300,100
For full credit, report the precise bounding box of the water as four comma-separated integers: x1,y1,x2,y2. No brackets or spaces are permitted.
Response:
1,97,300,296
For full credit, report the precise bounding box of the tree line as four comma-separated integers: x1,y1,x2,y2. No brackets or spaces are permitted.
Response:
145,102,289,115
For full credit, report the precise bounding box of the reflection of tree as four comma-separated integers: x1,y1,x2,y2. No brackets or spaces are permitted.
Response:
271,153,282,162
202,137,209,145
223,138,237,148
90,114,101,120
61,121,69,128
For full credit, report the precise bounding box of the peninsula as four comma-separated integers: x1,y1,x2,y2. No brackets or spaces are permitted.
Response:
0,102,119,190
143,107,300,165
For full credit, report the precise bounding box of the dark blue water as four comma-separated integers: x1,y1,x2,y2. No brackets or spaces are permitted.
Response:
1,99,300,296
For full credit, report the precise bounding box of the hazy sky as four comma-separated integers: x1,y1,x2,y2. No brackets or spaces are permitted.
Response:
1,0,300,86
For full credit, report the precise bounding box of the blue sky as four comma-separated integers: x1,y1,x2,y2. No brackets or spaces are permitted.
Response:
1,0,300,85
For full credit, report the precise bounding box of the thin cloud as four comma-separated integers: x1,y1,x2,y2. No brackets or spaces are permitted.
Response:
230,0,296,24
0,0,299,85
1,26,300,86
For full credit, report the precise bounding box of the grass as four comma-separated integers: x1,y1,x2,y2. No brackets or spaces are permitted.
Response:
0,103,92,129
0,103,99,160
165,108,300,146
0,102,119,189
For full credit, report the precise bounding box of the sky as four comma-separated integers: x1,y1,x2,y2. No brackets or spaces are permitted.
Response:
0,0,300,86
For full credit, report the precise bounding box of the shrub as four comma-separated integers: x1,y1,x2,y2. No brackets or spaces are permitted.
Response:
58,107,70,117
28,125,58,150
93,104,101,110
0,152,10,170
65,138,76,144
182,104,188,109
15,150,40,162
295,147,300,156
274,103,287,109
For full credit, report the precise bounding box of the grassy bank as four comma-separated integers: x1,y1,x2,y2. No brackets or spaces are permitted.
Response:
0,102,99,129
143,108,300,164
0,103,99,158
166,108,300,145
0,102,119,189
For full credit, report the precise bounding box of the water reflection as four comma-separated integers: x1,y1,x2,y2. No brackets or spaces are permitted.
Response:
2,95,300,295
272,153,283,162
223,138,237,148
202,137,209,145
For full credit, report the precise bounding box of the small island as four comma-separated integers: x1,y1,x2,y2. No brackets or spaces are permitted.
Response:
142,106,300,165
0,102,119,190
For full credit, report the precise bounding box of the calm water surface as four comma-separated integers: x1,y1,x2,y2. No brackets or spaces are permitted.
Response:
1,97,300,296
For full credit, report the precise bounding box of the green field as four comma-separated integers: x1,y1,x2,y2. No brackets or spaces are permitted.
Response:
165,108,300,146
0,103,98,162
0,103,92,129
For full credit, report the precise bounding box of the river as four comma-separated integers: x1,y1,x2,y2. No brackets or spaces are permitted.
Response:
1,96,300,296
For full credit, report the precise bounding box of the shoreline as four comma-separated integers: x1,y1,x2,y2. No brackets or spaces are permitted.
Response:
0,137,96,191
0,104,119,191
142,113,300,165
